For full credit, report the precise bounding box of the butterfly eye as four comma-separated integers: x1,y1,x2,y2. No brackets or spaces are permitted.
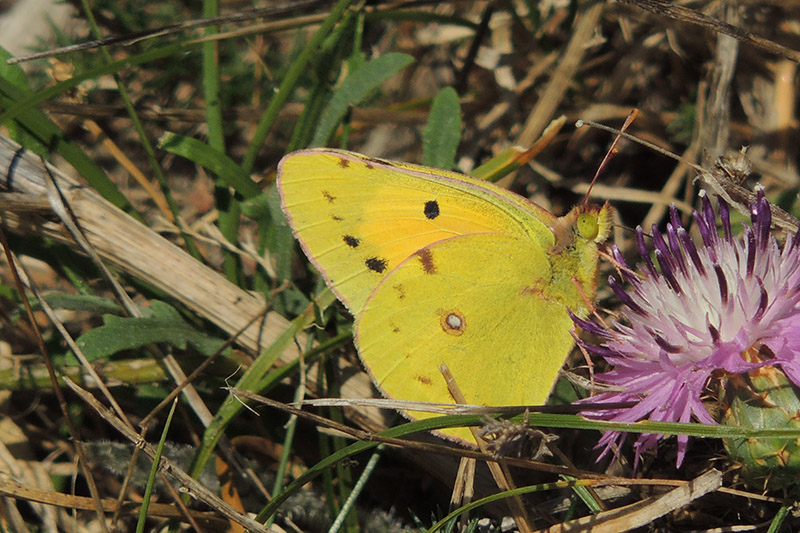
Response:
577,213,599,240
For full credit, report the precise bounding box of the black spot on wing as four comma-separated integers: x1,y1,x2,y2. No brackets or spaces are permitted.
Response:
338,158,349,168
424,200,440,219
343,235,360,248
322,190,336,203
365,257,388,273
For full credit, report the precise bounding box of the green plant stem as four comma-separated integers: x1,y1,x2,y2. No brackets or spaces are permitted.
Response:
203,0,241,284
241,0,357,173
188,290,338,482
329,446,383,533
265,339,311,530
77,0,202,258
136,399,178,533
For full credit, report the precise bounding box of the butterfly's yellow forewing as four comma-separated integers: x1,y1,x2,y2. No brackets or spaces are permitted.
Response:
278,149,611,444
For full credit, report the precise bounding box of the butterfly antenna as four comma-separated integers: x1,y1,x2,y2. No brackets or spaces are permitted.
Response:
578,111,708,174
578,109,639,209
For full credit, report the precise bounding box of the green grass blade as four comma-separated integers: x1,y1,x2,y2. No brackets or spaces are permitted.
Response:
469,146,533,182
158,132,260,198
242,0,355,173
0,47,47,156
427,481,573,532
422,87,462,169
189,289,337,481
767,504,791,533
202,0,242,283
311,52,414,146
329,446,382,532
0,41,190,130
255,414,495,523
561,475,603,514
0,77,136,214
77,0,200,256
136,398,178,533
264,335,314,530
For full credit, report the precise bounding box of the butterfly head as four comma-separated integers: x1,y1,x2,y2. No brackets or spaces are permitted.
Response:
551,201,613,251
576,201,613,243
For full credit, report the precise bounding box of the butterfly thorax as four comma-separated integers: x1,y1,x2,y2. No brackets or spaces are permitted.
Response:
545,202,613,316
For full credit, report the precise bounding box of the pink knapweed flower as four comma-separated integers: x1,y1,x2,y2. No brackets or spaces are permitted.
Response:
573,190,800,467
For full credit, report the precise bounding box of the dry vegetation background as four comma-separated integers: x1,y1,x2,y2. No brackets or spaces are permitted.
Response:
0,0,800,531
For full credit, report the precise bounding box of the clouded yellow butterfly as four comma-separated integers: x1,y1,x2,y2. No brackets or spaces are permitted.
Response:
278,149,612,443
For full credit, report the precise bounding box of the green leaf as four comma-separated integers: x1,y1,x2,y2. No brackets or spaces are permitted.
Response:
240,187,282,221
43,294,124,315
311,52,414,146
190,289,339,485
422,87,461,169
0,47,47,156
242,0,354,172
470,146,532,183
0,77,136,215
264,185,297,291
74,300,225,363
158,133,260,199
0,41,189,129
